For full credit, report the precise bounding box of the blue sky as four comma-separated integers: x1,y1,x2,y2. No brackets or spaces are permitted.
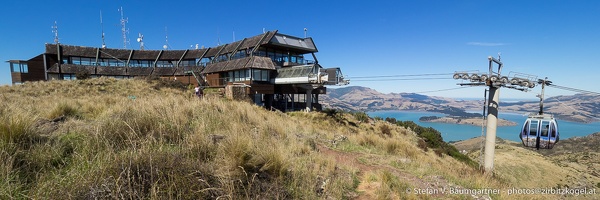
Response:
1,0,599,99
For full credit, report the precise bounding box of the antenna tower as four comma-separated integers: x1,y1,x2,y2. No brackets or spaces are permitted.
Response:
217,28,221,45
163,27,169,50
137,33,144,50
304,28,307,38
100,10,106,48
119,6,129,49
52,21,59,44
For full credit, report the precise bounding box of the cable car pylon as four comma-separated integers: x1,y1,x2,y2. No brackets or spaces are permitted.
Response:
453,55,538,174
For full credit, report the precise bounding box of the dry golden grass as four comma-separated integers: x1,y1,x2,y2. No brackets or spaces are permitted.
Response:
0,78,597,199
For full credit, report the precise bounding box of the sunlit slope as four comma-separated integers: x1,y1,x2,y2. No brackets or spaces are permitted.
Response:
0,78,597,199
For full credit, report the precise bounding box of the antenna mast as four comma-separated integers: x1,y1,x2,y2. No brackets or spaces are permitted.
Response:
52,21,59,44
119,6,129,49
304,28,307,38
137,33,144,50
100,10,106,48
163,26,169,50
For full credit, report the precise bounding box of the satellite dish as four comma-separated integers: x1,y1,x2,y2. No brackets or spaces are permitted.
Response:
136,38,141,42
163,44,168,49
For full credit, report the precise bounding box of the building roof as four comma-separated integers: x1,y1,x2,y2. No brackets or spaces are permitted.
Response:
202,56,276,73
42,30,318,61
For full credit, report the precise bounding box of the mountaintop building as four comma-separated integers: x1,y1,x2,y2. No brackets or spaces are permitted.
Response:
6,30,349,111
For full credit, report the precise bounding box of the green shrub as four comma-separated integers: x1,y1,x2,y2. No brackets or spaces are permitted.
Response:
352,111,370,123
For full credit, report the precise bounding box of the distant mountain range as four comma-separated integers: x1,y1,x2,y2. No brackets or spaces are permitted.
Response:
501,94,600,123
321,86,600,123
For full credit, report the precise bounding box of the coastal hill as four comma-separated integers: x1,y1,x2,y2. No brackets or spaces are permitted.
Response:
322,86,600,123
500,94,600,123
2,78,597,199
321,86,481,113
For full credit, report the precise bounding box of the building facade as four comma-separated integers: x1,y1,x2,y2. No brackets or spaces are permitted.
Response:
6,30,348,111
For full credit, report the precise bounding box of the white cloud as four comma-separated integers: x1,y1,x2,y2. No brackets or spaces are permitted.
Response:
467,42,508,47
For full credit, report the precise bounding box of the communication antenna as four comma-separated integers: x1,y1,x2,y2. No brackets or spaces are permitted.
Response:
233,30,235,42
163,26,169,50
304,28,307,38
118,6,129,49
100,10,106,48
52,21,59,44
216,28,222,45
137,33,144,50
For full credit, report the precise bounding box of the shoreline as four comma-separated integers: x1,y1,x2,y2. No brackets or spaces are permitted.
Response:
368,109,598,124
419,116,518,127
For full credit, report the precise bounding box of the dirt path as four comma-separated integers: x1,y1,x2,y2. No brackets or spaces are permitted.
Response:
317,144,490,200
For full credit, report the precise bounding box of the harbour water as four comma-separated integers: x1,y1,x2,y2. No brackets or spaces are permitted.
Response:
368,111,600,142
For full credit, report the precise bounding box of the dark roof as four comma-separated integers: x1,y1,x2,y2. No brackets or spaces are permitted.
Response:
42,30,315,61
202,56,275,74
129,50,160,60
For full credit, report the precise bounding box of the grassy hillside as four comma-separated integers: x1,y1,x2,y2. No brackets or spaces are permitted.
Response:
454,137,599,198
0,78,597,199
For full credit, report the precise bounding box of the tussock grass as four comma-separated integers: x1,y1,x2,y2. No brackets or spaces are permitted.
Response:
1,78,587,199
0,78,356,199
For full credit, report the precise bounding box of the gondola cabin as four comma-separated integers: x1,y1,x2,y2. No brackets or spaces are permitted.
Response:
520,114,559,149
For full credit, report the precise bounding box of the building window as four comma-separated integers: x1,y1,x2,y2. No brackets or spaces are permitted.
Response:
10,63,28,73
62,74,76,80
180,60,195,67
155,60,174,67
216,55,228,62
232,50,246,59
252,69,270,82
132,60,152,67
228,69,253,82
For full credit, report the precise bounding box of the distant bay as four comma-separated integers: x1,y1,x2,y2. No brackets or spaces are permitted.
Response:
368,110,600,142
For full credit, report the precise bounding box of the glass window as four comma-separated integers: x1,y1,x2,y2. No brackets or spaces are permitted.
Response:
62,74,76,80
81,57,93,66
159,60,174,67
267,51,275,61
141,60,151,67
253,69,261,81
529,120,538,136
62,57,69,64
72,57,82,65
541,121,550,137
21,63,28,73
262,70,269,81
228,71,233,82
522,121,529,136
244,69,250,81
256,50,266,57
550,122,556,137
98,59,108,66
200,57,211,66
181,60,195,66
